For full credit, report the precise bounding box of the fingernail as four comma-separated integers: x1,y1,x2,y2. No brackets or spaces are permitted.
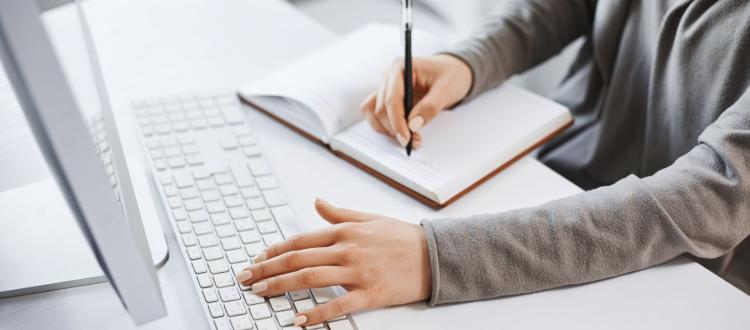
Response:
251,281,267,294
236,270,253,283
396,134,408,147
294,315,307,326
409,116,424,131
253,252,267,263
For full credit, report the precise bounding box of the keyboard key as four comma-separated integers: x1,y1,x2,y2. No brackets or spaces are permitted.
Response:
212,212,232,226
190,118,208,129
289,290,310,301
222,108,245,125
219,287,241,302
180,187,200,199
186,246,202,260
230,207,250,220
159,174,173,185
220,138,239,150
243,291,266,305
226,249,248,264
202,190,222,202
232,262,251,276
242,146,262,158
203,288,219,303
215,172,234,185
203,246,224,260
189,210,209,223
293,299,314,313
221,237,243,251
231,165,256,187
269,296,292,311
311,287,336,304
187,155,204,166
255,318,277,330
248,159,271,176
255,176,278,190
225,301,247,317
249,303,272,319
177,221,193,234
208,303,224,318
275,310,295,326
184,198,204,211
214,273,235,288
192,169,211,180
241,187,261,198
182,234,197,247
198,234,219,247
235,219,255,231
164,185,179,197
216,224,237,238
230,315,254,330
208,259,230,274
238,136,256,147
168,157,186,169
262,189,287,207
172,209,188,221
328,320,354,330
263,233,284,246
168,197,182,209
174,173,195,188
197,273,213,288
251,209,272,222
246,197,266,210
225,195,245,208
221,185,240,196
192,260,207,274
215,318,231,330
194,223,214,236
257,222,277,234
207,201,228,214
233,126,252,137
240,230,262,244
245,242,266,257
164,146,182,157
196,178,215,191
153,158,167,171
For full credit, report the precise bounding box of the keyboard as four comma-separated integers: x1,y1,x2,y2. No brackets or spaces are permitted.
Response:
130,91,358,330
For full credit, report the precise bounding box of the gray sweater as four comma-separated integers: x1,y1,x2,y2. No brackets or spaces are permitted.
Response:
422,0,750,306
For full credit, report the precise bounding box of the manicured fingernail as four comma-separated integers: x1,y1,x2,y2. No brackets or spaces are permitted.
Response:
253,252,267,263
236,270,253,283
409,116,424,131
251,281,267,294
294,315,307,326
396,134,408,147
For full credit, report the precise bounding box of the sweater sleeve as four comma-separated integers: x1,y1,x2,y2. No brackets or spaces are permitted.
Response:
443,0,596,101
421,87,750,306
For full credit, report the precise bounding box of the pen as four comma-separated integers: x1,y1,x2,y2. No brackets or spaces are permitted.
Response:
402,0,414,156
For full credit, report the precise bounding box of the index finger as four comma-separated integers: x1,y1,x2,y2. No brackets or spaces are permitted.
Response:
384,63,411,145
254,227,337,263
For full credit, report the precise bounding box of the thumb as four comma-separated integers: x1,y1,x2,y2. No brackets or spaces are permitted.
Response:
314,198,379,224
407,84,451,132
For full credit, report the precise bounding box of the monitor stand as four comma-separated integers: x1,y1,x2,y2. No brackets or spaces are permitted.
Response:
0,177,169,298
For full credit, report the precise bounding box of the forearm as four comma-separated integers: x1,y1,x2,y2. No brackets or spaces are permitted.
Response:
422,90,750,306
444,0,596,100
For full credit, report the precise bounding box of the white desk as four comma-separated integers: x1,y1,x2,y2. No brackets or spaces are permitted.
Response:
1,1,748,329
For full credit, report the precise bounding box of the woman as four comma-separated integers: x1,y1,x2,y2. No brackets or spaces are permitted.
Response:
236,0,750,327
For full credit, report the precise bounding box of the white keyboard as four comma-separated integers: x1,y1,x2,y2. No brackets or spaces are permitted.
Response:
131,92,357,330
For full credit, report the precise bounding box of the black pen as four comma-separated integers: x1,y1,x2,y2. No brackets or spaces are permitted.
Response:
402,0,414,156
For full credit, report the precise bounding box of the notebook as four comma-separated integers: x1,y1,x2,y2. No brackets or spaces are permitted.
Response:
238,24,573,208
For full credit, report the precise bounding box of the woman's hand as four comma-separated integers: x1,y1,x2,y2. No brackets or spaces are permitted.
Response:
361,54,473,149
235,199,432,327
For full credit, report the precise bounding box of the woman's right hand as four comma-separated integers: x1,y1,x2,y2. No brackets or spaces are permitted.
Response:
360,54,473,150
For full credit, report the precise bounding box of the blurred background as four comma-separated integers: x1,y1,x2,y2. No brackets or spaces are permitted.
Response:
289,0,583,97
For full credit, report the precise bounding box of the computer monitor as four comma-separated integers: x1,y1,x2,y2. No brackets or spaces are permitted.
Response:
0,0,166,325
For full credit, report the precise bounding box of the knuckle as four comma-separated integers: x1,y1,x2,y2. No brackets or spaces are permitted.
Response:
254,262,266,278
300,269,318,286
284,251,300,269
332,299,349,316
288,235,304,250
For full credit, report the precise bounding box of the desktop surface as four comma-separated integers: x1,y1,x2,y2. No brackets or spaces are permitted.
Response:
0,0,748,329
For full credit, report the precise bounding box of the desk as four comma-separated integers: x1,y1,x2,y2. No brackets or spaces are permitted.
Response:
1,1,749,329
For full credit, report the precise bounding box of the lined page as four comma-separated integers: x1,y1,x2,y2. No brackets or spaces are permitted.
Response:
239,24,443,142
330,86,572,204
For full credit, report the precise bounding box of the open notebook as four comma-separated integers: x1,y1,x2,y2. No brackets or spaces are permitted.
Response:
239,24,572,208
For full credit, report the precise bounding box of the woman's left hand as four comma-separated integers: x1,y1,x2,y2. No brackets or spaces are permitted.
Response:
235,198,432,327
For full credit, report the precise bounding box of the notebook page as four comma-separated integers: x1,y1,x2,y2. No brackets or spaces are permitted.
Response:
239,23,443,142
330,86,572,203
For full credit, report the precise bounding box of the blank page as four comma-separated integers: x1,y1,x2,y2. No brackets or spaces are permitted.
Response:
330,85,572,204
239,24,443,142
